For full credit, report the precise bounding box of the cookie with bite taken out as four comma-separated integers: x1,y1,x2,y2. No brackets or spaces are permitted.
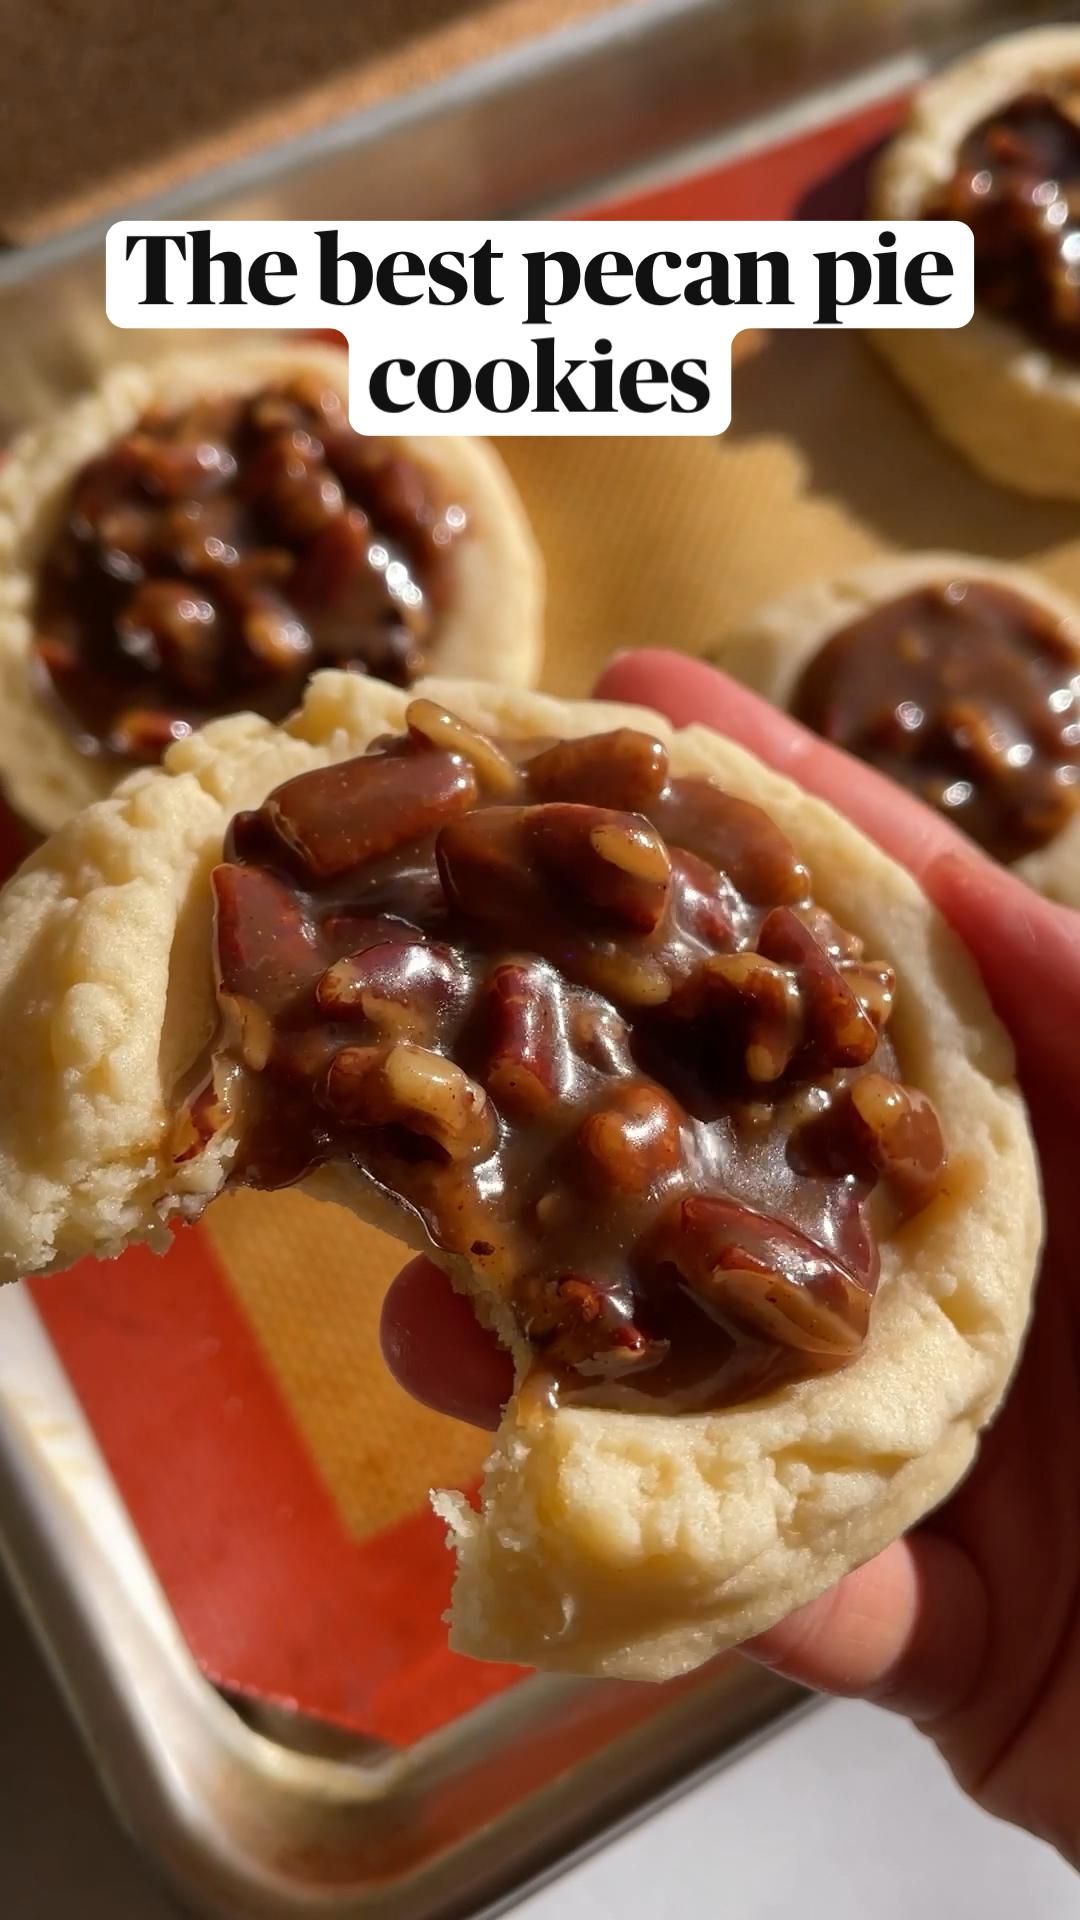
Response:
0,672,1039,1678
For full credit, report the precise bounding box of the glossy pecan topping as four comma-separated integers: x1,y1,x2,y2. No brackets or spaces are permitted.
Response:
32,376,467,764
926,79,1080,362
794,581,1080,864
180,701,948,1412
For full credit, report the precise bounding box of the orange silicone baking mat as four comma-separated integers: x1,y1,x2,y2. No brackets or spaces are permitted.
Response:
17,86,1026,1744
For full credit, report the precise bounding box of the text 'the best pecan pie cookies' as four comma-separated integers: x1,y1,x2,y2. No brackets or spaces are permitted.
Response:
0,675,1040,1677
711,552,1080,907
872,26,1080,498
0,342,543,833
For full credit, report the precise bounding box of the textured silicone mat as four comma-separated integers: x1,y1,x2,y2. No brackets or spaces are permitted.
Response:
20,86,1051,1743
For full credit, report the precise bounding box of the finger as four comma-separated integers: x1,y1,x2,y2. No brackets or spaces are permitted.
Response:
927,851,1080,1081
742,1531,987,1726
595,650,979,887
380,1257,513,1430
383,1264,989,1724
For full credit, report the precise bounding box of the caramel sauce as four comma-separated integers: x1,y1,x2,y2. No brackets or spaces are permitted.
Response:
793,579,1080,862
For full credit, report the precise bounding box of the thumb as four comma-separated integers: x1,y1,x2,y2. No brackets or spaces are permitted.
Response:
742,1531,987,1727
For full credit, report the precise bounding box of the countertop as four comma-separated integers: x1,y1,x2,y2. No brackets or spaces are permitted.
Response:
3,1566,1076,1920
0,0,629,241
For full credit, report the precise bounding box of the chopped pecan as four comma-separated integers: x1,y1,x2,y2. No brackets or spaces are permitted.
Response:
569,1000,633,1075
696,951,805,1084
219,993,274,1071
319,910,423,958
939,699,1013,777
118,430,236,501
95,502,158,565
110,707,191,761
840,960,896,1030
575,1082,683,1195
117,579,223,696
792,905,864,962
653,1194,870,1358
323,437,451,572
515,1272,667,1378
318,1043,385,1119
159,498,244,577
321,1041,496,1161
289,507,371,617
435,806,537,928
212,863,321,1015
249,391,309,435
243,427,345,540
238,591,313,678
474,960,566,1117
525,729,669,810
406,698,521,797
246,382,331,441
757,907,880,1069
265,747,478,879
584,948,674,1008
670,847,744,951
361,452,436,541
845,1073,946,1213
530,804,672,933
662,778,810,905
316,940,465,1040
173,1069,234,1162
438,803,670,945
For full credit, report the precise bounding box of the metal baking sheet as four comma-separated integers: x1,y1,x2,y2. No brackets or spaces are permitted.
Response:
0,0,1064,431
0,1282,809,1920
0,2,1066,1917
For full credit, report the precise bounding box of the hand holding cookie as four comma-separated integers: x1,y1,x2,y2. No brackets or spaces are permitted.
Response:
0,658,1038,1680
382,651,1079,1862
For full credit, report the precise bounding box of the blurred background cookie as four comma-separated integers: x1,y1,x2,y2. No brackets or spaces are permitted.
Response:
0,341,543,831
710,551,1080,905
872,26,1080,499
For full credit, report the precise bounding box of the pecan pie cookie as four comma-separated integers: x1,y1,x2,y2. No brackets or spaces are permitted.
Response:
0,343,542,833
711,552,1080,907
0,674,1039,1677
872,26,1080,498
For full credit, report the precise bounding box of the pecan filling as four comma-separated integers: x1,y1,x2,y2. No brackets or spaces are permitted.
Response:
180,704,947,1413
925,78,1080,360
32,376,466,765
793,580,1080,863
